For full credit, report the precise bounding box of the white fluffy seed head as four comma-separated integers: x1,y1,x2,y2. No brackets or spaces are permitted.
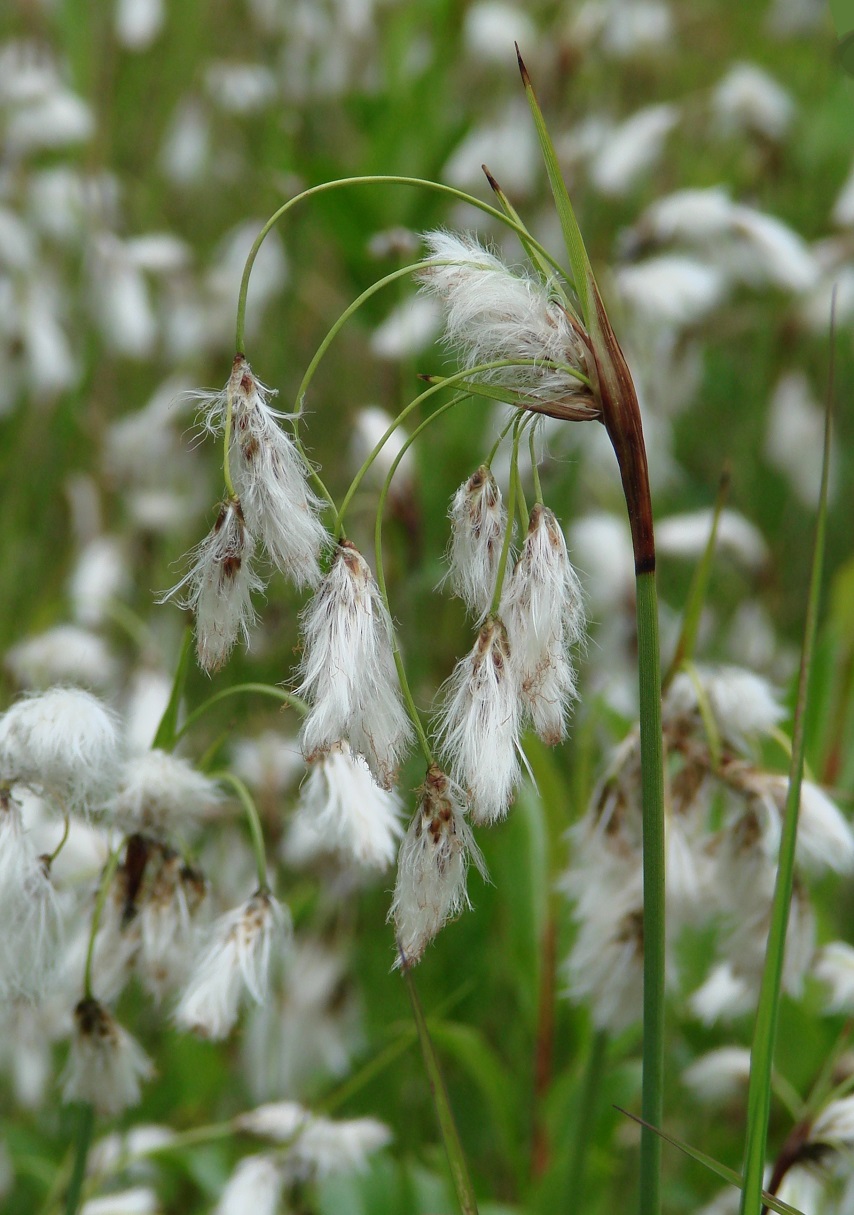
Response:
298,542,414,789
160,498,262,675
0,687,122,813
227,357,329,588
564,869,647,1032
500,504,585,745
215,1153,283,1215
436,617,522,824
111,750,223,834
61,999,153,1116
664,665,784,747
0,789,62,1000
389,767,486,966
5,625,118,692
174,890,289,1040
285,742,403,872
444,466,507,619
418,230,596,416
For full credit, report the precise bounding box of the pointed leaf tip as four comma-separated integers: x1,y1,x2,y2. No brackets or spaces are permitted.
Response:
481,164,500,193
515,42,530,85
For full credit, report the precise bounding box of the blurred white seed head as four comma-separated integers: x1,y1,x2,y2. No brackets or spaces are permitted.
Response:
236,1099,308,1141
115,0,165,50
61,998,153,1116
615,255,727,329
0,687,122,813
349,405,417,500
174,890,289,1040
160,498,262,674
814,942,854,1014
418,230,596,416
0,789,62,1000
214,1153,283,1215
500,504,585,745
390,767,486,966
286,742,403,872
588,103,679,198
682,1046,752,1105
4,625,118,692
664,665,784,747
436,617,522,824
112,750,223,835
809,1096,854,1151
370,295,442,360
80,1187,159,1215
764,370,838,507
656,508,768,571
132,844,208,1002
564,870,648,1032
711,62,795,142
68,535,130,628
689,961,756,1025
298,541,414,788
463,3,537,64
444,465,507,619
285,1113,392,1182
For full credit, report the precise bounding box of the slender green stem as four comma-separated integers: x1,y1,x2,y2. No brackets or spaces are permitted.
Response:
373,393,474,764
63,1103,95,1215
485,413,519,469
489,420,522,617
222,377,237,500
636,569,666,1215
45,814,71,865
567,1029,608,1206
739,325,834,1215
170,682,307,748
400,957,480,1215
83,849,121,998
212,770,268,891
235,176,572,354
529,423,543,505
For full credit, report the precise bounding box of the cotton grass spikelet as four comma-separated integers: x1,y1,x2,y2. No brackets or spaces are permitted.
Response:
390,767,486,966
436,617,522,823
444,465,507,619
298,541,413,789
160,497,261,674
418,230,597,417
286,742,403,871
174,890,289,1040
61,998,153,1116
500,503,585,745
225,356,329,588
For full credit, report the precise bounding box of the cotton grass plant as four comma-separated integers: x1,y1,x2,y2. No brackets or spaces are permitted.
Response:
0,10,852,1215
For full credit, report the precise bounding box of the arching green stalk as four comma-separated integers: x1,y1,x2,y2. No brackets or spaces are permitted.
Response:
83,849,121,999
235,176,575,354
211,770,269,892
170,682,307,748
489,418,524,618
372,392,475,766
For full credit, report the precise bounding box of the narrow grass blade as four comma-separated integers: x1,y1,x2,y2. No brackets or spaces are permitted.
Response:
662,464,731,691
481,164,569,296
152,626,193,750
516,44,590,324
400,959,480,1215
738,308,837,1215
615,1109,805,1215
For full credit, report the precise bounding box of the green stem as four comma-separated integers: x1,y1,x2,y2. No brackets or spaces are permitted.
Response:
529,423,543,505
373,393,473,765
211,770,268,891
63,1103,95,1215
489,420,522,617
567,1028,608,1207
235,176,573,355
738,325,834,1215
45,814,71,865
636,569,666,1215
222,378,236,500
170,682,307,748
400,958,480,1215
83,849,121,998
485,413,519,469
